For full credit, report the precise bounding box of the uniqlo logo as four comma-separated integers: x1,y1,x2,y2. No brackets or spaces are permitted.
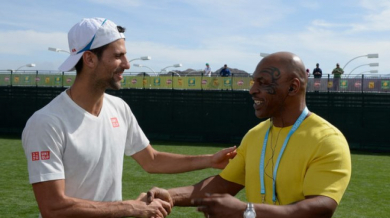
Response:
111,117,120,128
41,151,50,160
32,152,40,161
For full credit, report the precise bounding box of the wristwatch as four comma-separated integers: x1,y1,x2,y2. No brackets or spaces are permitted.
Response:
243,202,256,218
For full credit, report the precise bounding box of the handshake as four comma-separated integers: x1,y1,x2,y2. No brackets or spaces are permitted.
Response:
135,187,173,218
134,186,247,218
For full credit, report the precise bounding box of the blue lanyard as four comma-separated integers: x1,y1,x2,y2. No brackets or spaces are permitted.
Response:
259,107,309,203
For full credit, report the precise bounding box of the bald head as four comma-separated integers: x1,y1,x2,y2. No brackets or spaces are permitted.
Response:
250,52,308,125
255,52,307,92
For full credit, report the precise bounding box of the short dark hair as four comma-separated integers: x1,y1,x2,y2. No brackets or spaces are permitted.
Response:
75,25,126,74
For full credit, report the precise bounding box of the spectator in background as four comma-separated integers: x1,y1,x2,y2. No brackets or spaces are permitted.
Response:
204,63,212,77
332,63,344,91
306,69,310,77
312,63,322,92
312,63,322,79
220,64,231,77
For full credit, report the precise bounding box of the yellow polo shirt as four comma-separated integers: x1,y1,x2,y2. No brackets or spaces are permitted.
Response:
220,113,351,205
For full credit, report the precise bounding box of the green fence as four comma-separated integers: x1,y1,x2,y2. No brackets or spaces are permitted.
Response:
306,74,390,93
0,72,76,87
1,87,390,152
2,71,390,93
0,71,253,90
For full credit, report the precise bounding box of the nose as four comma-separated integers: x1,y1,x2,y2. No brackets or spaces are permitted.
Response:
122,56,130,70
249,83,258,95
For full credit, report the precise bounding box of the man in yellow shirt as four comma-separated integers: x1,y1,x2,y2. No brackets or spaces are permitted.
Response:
147,52,351,218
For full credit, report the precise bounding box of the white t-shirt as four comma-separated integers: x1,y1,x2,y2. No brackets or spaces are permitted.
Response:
22,91,149,202
204,66,212,77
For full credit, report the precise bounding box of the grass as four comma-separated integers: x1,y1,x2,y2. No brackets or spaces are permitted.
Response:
1,137,389,217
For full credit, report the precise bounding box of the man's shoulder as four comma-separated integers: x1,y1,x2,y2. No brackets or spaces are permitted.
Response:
104,93,131,114
32,92,67,117
306,113,346,138
247,120,269,134
23,101,66,141
104,93,126,104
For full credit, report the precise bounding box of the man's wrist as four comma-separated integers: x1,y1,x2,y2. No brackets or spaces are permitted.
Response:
243,202,256,218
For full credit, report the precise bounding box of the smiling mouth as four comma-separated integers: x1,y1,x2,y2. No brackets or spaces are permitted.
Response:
254,100,264,105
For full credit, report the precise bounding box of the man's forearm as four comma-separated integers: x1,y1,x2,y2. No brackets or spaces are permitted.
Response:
168,175,243,207
33,181,169,218
192,195,336,218
167,176,220,207
133,145,236,174
39,197,148,218
168,186,197,206
147,152,213,173
250,196,336,218
132,145,229,174
33,179,166,218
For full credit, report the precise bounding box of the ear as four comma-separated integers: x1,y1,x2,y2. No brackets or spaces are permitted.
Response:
82,51,98,69
288,78,301,95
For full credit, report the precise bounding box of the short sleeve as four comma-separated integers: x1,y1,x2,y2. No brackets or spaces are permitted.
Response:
303,134,351,204
219,136,249,186
123,104,149,156
22,114,65,184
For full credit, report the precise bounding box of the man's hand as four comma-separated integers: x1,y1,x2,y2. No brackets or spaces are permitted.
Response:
126,198,171,218
136,192,147,201
133,191,172,218
146,198,172,218
192,193,246,218
146,187,173,207
211,146,237,169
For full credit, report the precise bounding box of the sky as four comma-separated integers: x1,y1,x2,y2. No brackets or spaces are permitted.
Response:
1,0,389,76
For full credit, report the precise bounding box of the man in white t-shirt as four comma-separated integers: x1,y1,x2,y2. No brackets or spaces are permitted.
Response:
22,17,236,218
204,63,212,77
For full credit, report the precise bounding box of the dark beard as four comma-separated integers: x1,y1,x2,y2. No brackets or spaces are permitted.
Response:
107,77,121,90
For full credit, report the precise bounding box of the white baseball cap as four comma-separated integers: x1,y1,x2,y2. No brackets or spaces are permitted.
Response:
59,17,125,72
